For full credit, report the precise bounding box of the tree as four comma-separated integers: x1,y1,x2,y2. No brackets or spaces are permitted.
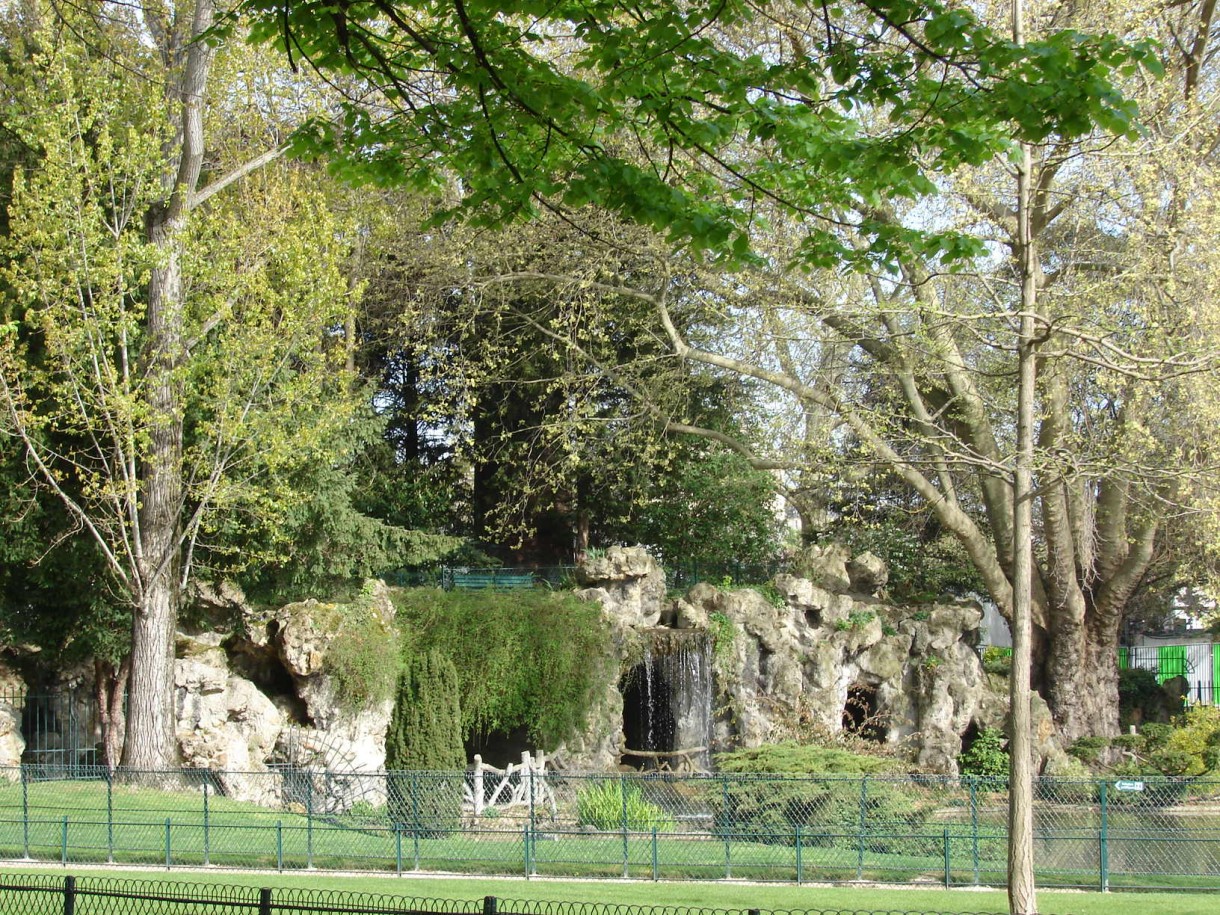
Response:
385,649,464,833
0,1,363,768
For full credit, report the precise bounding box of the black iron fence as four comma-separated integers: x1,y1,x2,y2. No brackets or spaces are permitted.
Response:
0,873,1031,915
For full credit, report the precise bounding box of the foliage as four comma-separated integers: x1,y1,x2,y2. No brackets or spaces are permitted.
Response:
1068,737,1110,767
321,582,402,711
385,649,464,832
1154,707,1220,777
226,413,463,605
613,449,784,568
237,1,1153,270
706,612,736,664
834,611,876,633
715,742,900,778
982,647,1012,677
386,648,465,771
576,779,675,832
393,587,612,749
958,728,1010,780
1119,668,1170,728
712,742,924,852
836,520,987,603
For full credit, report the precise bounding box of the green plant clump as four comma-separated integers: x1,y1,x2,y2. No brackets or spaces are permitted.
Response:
981,646,1012,676
1068,736,1110,767
958,727,1009,781
707,611,736,662
710,743,925,852
576,779,676,832
322,581,402,711
393,587,612,749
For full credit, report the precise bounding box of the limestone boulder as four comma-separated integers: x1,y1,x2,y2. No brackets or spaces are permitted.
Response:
174,636,284,804
575,546,666,628
0,662,25,773
790,543,852,592
270,580,397,773
674,574,999,774
847,552,889,596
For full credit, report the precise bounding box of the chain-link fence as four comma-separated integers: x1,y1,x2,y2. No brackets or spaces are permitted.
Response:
1,768,1217,890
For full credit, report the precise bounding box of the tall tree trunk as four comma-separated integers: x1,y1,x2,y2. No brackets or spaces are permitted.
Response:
1009,3,1038,911
120,0,215,771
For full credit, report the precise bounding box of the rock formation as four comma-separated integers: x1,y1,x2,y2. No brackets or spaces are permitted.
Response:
0,661,25,773
564,545,1008,775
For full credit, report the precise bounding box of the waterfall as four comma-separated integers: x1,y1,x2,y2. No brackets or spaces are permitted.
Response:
622,628,714,770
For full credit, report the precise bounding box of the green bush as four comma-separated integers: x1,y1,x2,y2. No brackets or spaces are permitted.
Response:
982,646,1011,676
709,743,925,852
1159,705,1220,776
1067,736,1110,766
393,587,611,749
959,727,1009,783
576,779,675,832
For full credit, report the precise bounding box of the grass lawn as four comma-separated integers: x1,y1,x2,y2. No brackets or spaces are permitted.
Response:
2,864,1219,915
2,779,1217,904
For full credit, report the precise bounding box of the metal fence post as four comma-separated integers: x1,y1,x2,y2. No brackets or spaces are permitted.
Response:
203,781,210,867
529,766,537,876
620,774,629,878
276,820,283,872
305,776,314,869
106,768,114,864
857,777,868,881
411,772,421,871
943,826,951,886
651,826,658,881
722,773,732,879
21,765,29,859
61,815,68,865
258,887,272,915
969,776,979,886
1099,780,1110,892
483,896,497,915
795,824,803,885
62,875,75,915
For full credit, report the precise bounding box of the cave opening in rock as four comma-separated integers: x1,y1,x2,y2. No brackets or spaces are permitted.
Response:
465,724,532,769
620,660,676,768
843,682,887,742
223,636,312,726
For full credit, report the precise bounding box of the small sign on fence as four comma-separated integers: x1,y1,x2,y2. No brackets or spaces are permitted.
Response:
1114,779,1146,792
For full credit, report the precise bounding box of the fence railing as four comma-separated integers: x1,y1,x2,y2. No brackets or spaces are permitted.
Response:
0,873,1028,915
1,767,1218,891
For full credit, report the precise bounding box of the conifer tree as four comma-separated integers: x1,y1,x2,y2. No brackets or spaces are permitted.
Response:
386,650,465,833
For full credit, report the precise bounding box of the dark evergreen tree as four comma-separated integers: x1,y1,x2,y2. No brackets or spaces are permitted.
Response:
386,649,465,834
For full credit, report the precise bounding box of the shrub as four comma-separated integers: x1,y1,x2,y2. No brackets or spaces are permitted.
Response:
576,779,675,832
710,743,925,853
322,582,401,711
959,727,1009,781
1159,705,1220,776
1067,736,1110,766
393,587,611,749
981,647,1011,676
385,650,465,834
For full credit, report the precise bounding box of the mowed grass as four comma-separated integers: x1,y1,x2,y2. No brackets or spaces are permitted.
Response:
1,778,1217,903
4,864,1220,915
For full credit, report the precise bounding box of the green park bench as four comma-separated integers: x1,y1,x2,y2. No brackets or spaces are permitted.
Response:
448,569,536,591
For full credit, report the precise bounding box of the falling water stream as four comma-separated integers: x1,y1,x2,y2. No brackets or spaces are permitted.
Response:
622,628,713,770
